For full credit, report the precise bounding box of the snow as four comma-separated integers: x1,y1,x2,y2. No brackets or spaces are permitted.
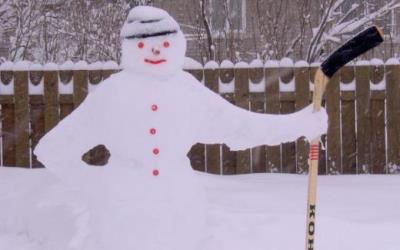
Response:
204,60,219,69
386,58,400,65
102,61,119,70
0,61,14,71
279,57,294,67
30,63,44,71
218,79,234,93
264,60,279,68
340,80,355,91
249,59,263,68
370,58,384,66
60,61,75,71
13,60,31,71
43,63,58,71
183,57,203,70
88,62,103,71
220,60,234,69
356,60,370,66
0,168,399,250
0,80,14,94
74,61,88,70
234,61,249,69
295,60,309,67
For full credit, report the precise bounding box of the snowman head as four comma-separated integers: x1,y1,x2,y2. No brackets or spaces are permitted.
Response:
120,6,186,79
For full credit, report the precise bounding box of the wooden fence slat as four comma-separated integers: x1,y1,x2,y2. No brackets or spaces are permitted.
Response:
294,66,310,174
1,102,16,167
385,64,400,173
44,71,60,132
340,67,357,174
234,67,251,174
59,95,74,120
355,65,372,174
73,70,88,108
249,67,266,173
265,67,281,172
370,64,386,174
29,95,45,168
204,67,221,174
14,71,30,167
280,67,296,173
187,69,205,172
220,67,237,175
325,72,341,174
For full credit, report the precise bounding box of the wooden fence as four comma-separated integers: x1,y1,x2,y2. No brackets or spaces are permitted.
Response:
1,61,400,175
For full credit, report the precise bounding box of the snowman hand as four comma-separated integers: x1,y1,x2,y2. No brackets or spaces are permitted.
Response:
298,104,328,142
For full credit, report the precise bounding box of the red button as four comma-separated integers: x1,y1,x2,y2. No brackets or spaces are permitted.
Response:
151,104,158,111
152,169,159,176
150,128,157,135
153,148,160,155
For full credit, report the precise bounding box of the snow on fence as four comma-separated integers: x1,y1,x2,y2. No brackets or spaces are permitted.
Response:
1,58,400,175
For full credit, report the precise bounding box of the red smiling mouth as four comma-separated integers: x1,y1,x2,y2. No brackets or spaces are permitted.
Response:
144,59,167,64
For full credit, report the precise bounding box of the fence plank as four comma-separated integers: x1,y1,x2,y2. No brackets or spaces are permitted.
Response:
187,69,205,172
30,96,44,168
44,71,60,132
280,66,296,173
386,64,400,173
1,102,16,167
234,67,251,174
249,67,266,173
59,95,74,120
340,67,357,174
326,72,341,174
370,64,386,174
73,70,88,108
355,65,371,174
14,71,30,167
265,67,281,172
220,67,236,174
294,66,310,174
204,67,221,174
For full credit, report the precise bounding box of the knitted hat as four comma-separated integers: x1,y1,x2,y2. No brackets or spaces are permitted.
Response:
120,6,180,39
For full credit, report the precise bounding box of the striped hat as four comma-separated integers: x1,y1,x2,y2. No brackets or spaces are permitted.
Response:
120,6,180,39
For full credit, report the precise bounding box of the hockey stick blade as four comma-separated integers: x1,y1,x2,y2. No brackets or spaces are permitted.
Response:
321,26,384,78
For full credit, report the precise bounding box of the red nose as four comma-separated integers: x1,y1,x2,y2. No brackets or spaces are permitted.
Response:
152,48,160,56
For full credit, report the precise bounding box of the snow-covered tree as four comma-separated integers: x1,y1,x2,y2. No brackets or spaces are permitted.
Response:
306,0,400,62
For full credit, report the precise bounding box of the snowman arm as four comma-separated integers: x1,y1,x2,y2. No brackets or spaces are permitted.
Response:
196,90,328,151
34,90,107,176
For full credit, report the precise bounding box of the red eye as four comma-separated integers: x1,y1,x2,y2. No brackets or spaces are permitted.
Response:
163,41,170,48
138,42,144,49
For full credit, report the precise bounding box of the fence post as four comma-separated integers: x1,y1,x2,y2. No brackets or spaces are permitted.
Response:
340,66,357,174
204,65,221,174
30,69,45,168
325,69,341,174
370,63,386,174
355,64,372,174
234,66,251,174
386,63,400,173
294,64,310,174
279,64,296,173
220,67,237,175
1,70,16,167
73,66,88,108
265,64,281,172
14,70,30,167
249,66,266,173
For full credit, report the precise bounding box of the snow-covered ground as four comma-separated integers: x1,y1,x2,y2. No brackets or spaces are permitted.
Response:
0,167,398,250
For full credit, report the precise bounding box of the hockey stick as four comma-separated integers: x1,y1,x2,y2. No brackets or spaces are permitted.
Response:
305,26,384,250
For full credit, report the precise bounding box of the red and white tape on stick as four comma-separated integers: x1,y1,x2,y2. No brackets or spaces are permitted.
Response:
309,144,319,161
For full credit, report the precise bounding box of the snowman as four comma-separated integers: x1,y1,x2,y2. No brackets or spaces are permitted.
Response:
34,6,327,250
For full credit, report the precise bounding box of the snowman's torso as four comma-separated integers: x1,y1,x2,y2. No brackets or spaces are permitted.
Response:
96,70,201,176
